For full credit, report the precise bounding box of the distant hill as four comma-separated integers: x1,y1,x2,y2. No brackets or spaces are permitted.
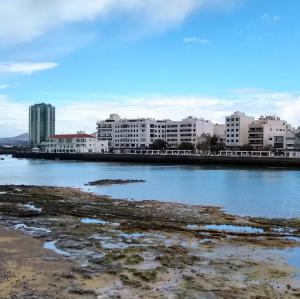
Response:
0,133,29,146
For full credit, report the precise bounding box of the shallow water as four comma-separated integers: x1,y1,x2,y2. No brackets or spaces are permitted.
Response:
43,240,70,256
80,218,108,225
203,224,264,234
23,203,42,212
1,155,300,218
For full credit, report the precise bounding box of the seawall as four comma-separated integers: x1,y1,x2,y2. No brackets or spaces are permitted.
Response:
11,152,300,168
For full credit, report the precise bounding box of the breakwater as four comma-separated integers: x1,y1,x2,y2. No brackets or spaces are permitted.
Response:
12,152,300,168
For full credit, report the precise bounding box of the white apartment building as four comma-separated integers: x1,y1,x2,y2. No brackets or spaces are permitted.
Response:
44,133,108,153
97,114,121,147
249,116,295,150
286,124,295,150
97,115,214,149
113,118,166,149
213,124,225,143
225,111,255,148
166,117,214,147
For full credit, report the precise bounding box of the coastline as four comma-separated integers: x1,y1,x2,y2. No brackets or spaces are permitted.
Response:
0,185,300,298
12,152,300,168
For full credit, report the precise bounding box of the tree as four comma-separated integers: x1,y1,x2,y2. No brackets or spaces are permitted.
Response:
209,135,219,153
197,134,225,154
240,144,254,151
178,142,195,151
262,145,274,151
150,139,168,150
196,134,211,153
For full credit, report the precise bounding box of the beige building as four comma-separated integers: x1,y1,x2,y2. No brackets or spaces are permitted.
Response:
166,117,214,147
225,111,255,148
249,116,295,150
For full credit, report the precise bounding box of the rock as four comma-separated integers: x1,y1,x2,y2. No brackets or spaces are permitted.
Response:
85,179,145,186
119,274,142,288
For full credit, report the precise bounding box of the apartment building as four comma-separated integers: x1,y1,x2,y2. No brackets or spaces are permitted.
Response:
97,115,214,149
293,128,300,150
213,124,225,143
166,117,214,147
113,118,166,149
97,114,121,147
248,116,295,150
44,133,108,153
225,111,255,148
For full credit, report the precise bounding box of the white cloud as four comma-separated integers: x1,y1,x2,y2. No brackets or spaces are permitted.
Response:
184,37,211,44
3,89,300,137
0,0,238,45
0,95,28,137
0,84,10,89
261,13,280,22
0,62,58,74
55,91,300,133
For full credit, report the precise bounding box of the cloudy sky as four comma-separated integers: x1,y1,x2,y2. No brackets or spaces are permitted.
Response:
1,0,300,136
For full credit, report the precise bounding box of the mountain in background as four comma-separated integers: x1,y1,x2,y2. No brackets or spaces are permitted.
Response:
0,133,29,146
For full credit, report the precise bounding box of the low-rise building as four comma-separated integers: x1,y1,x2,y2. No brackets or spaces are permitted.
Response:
225,111,255,148
44,133,108,153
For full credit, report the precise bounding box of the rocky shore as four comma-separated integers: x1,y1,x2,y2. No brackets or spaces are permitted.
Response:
0,185,300,298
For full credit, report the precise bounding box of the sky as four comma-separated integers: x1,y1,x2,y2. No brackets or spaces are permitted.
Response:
1,0,300,136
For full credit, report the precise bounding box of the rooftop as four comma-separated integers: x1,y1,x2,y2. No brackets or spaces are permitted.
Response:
48,134,95,139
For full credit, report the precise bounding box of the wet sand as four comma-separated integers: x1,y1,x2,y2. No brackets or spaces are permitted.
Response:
0,185,300,298
0,228,75,298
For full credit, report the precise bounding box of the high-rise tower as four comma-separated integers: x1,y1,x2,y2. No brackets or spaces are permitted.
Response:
29,103,55,147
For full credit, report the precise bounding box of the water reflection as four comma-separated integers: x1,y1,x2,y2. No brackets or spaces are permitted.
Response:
1,155,300,218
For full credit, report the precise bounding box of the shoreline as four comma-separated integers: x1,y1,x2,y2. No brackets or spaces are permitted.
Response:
12,152,300,168
0,184,300,298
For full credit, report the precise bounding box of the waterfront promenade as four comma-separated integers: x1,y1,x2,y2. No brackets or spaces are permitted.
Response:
12,152,300,168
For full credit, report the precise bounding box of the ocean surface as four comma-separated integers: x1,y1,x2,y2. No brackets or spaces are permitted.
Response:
1,155,300,219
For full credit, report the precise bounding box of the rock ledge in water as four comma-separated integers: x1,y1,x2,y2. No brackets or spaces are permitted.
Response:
85,179,145,186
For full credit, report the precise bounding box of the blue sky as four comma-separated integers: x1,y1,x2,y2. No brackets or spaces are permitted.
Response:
0,0,300,136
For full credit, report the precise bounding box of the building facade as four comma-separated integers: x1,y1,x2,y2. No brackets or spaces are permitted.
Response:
97,114,121,147
113,118,166,149
44,133,108,153
294,128,300,150
29,103,55,147
248,116,294,150
97,115,214,149
166,117,214,148
225,111,255,148
213,124,225,143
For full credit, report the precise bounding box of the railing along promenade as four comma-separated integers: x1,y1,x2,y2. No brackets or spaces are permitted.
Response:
11,150,300,168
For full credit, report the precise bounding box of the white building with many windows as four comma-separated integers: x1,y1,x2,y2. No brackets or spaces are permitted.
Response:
97,114,121,147
248,116,295,150
44,133,108,153
213,124,225,143
113,118,166,149
225,111,255,148
97,115,214,149
166,117,214,147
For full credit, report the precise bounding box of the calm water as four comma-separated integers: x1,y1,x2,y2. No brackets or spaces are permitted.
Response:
1,155,300,218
